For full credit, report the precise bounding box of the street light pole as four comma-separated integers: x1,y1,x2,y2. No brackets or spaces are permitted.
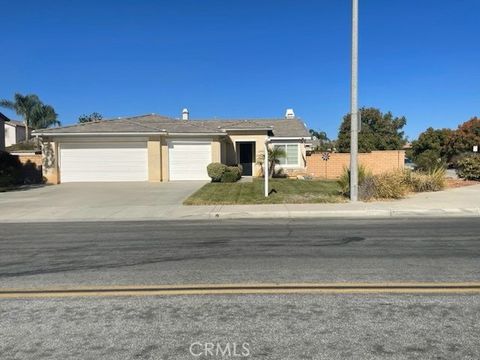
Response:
350,0,359,201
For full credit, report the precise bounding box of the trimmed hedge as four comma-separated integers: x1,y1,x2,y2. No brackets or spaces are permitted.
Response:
207,162,227,182
207,163,243,183
221,165,242,183
456,154,480,181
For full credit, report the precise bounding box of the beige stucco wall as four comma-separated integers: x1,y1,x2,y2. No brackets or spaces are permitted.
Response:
227,133,269,176
147,137,162,182
160,137,169,182
211,137,222,163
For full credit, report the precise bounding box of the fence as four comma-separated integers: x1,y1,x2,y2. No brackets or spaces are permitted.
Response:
306,150,405,179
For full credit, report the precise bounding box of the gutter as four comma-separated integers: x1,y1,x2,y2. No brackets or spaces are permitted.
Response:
32,131,167,136
270,136,312,141
167,133,226,136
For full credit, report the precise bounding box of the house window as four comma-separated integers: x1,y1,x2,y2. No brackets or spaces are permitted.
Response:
273,144,299,166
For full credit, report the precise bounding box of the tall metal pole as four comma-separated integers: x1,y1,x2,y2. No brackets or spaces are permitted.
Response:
350,0,359,201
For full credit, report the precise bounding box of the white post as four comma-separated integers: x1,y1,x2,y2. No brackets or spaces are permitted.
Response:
264,139,269,197
350,0,359,202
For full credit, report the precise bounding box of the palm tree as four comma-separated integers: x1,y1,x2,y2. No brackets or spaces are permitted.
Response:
32,104,60,129
0,93,60,141
0,93,41,141
256,147,286,178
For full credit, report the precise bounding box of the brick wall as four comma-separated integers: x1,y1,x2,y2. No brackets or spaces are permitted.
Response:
306,150,405,179
13,153,42,167
11,152,43,183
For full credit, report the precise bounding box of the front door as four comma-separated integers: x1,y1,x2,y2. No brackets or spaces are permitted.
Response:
238,142,254,176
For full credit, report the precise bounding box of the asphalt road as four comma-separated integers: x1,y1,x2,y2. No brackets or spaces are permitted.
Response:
1,218,480,359
1,294,480,359
1,218,480,287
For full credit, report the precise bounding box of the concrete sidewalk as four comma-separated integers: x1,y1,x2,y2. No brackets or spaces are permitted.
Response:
1,183,479,222
206,184,480,219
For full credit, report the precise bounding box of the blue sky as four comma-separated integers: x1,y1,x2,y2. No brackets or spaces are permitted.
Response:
1,0,479,139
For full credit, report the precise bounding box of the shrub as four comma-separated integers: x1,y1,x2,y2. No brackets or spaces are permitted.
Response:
414,149,446,172
226,166,242,181
456,154,480,181
404,168,446,192
358,170,408,200
337,165,372,196
207,162,227,182
0,151,22,187
221,169,239,183
237,164,243,175
372,171,408,199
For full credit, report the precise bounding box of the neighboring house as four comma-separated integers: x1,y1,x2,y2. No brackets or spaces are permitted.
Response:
0,112,8,150
33,109,311,183
4,120,29,147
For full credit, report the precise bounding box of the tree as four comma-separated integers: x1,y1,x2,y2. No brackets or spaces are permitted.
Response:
32,104,60,129
256,147,286,178
411,127,452,164
446,117,480,158
0,93,60,140
336,107,407,153
309,129,336,152
78,112,103,123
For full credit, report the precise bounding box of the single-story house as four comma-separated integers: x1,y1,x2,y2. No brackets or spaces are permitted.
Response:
4,119,29,147
33,109,311,183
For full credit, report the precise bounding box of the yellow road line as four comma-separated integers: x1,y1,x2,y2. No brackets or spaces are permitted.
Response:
2,282,480,299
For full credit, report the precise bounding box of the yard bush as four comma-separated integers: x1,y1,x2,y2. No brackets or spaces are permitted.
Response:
227,166,242,181
456,154,480,181
403,168,446,192
414,149,446,172
337,165,371,196
358,170,408,200
221,170,238,183
0,151,22,187
221,165,242,183
207,162,227,182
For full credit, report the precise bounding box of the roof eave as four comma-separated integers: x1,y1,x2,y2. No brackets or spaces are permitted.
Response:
33,131,167,136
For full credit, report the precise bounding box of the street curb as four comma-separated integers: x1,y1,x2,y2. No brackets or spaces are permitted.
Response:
1,208,479,223
206,208,480,219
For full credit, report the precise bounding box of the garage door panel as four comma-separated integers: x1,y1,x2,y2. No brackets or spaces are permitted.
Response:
60,142,148,182
168,141,211,180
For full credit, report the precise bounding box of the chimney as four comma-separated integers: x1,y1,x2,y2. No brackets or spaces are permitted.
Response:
182,108,189,120
285,108,295,119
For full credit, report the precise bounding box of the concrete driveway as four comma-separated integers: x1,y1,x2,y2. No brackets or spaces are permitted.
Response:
0,182,208,222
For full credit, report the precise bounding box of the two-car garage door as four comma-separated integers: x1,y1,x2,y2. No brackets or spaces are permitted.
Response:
60,142,148,182
58,140,212,182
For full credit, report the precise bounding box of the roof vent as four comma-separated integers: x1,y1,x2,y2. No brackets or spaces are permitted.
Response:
182,108,189,120
285,108,295,119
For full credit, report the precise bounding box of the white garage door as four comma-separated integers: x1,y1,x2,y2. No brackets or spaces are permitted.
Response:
60,142,148,182
168,140,211,180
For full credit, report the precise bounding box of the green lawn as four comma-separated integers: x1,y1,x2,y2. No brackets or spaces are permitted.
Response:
184,179,345,205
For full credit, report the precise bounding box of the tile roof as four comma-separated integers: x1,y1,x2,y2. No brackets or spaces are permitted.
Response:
34,113,310,137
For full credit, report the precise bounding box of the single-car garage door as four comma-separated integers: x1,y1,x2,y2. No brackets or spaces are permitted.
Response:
168,140,211,180
60,142,148,182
